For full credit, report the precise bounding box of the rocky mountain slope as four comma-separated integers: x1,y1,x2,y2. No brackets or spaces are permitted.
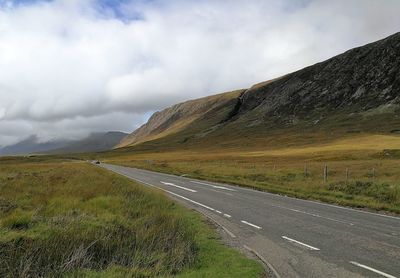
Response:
118,32,400,149
234,32,400,123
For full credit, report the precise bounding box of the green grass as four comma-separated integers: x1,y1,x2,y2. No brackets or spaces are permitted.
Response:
0,157,263,277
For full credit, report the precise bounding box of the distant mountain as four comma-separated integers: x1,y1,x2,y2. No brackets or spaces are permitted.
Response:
118,32,400,150
0,132,128,156
0,135,69,156
52,132,128,154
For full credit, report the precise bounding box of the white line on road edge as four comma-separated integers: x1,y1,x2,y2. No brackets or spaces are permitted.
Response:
104,164,400,221
216,210,222,214
190,180,237,191
349,261,397,278
282,236,320,251
221,226,236,238
111,173,217,212
241,220,262,229
166,190,217,212
161,181,197,192
114,172,236,220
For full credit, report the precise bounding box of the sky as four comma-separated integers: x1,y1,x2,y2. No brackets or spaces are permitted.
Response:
0,0,399,146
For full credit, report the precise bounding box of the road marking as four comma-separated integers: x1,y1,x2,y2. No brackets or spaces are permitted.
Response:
166,190,217,211
221,226,236,238
241,220,262,229
212,176,400,221
349,261,396,278
107,164,400,222
161,181,197,192
271,204,354,226
115,174,219,214
282,236,320,251
191,180,237,191
107,171,237,220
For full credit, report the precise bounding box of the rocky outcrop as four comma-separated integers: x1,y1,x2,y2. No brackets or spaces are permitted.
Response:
236,32,400,121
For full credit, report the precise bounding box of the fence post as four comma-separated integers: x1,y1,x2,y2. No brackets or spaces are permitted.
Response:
372,168,375,180
304,164,308,177
345,168,349,185
323,164,328,183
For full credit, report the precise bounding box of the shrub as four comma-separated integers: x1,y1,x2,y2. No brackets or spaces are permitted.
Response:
327,181,400,204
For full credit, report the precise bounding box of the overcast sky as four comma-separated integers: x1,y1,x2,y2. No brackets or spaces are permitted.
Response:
0,0,399,146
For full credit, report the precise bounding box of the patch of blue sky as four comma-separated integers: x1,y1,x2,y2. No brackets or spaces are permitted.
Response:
0,0,147,22
93,0,149,22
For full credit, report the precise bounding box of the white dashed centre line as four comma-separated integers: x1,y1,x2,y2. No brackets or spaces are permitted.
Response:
349,261,397,278
161,181,197,192
190,180,237,191
282,236,320,251
241,220,262,229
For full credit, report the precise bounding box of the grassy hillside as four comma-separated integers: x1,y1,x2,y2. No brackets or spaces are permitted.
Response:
118,90,244,148
0,157,263,277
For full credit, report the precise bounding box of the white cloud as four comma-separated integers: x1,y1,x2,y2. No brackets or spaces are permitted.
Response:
0,0,399,146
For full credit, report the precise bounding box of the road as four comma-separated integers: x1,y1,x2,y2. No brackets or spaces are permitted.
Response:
99,163,400,278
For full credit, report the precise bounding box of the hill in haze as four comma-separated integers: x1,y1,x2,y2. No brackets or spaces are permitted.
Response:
117,32,400,151
0,132,128,156
52,132,128,154
0,135,68,156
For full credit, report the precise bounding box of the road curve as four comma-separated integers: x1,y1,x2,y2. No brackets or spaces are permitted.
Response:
99,163,400,278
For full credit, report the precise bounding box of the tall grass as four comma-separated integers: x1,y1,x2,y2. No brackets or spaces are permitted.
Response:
0,158,263,277
0,160,197,276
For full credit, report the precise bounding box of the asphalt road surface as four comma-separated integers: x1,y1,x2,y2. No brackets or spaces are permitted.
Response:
99,163,399,278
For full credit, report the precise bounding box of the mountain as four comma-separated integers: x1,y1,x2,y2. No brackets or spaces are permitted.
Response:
52,132,128,154
118,32,400,150
117,91,244,147
0,132,128,156
0,135,69,156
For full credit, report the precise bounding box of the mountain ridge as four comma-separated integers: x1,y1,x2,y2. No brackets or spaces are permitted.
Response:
118,32,400,149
